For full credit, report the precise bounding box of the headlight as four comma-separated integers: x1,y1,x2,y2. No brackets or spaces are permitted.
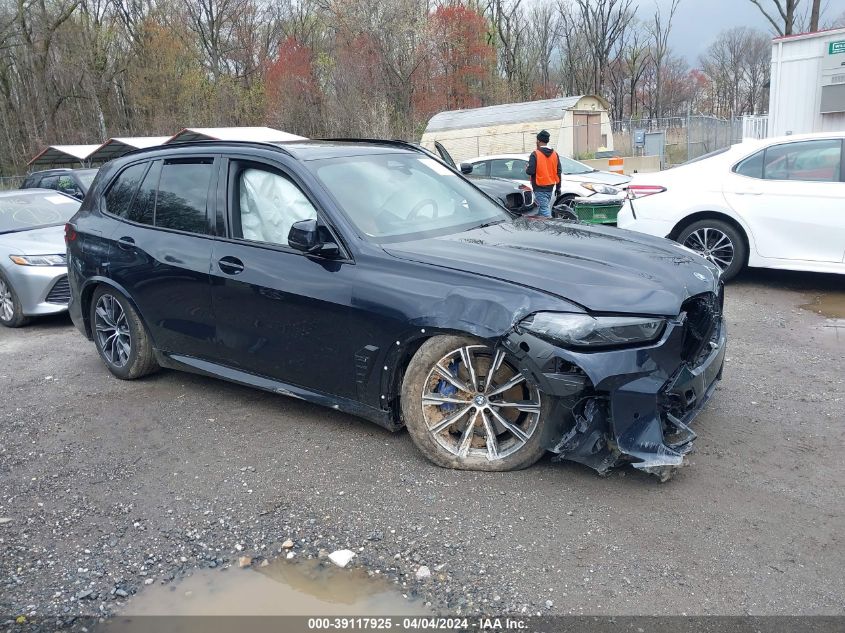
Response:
9,254,66,266
520,312,666,348
580,182,620,196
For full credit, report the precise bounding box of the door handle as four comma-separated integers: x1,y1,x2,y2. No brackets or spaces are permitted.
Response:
735,191,762,196
218,256,244,275
117,236,135,250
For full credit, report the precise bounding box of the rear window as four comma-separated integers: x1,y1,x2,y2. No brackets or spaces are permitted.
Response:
734,150,764,179
105,162,149,218
0,192,80,234
153,159,213,234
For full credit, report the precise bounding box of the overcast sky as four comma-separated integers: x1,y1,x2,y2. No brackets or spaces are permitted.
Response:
656,0,845,63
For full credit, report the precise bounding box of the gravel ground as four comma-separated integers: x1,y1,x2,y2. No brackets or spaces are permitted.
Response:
1,268,843,624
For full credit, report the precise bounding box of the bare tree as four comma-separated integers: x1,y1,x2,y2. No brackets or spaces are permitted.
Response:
809,0,820,31
649,0,680,118
748,0,802,35
573,0,634,96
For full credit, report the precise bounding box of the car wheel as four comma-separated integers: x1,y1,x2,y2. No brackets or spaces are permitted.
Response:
553,195,578,221
90,286,159,380
0,272,31,328
676,219,747,281
401,335,549,471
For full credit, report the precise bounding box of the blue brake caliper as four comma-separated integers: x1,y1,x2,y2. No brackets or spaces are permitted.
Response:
435,359,460,412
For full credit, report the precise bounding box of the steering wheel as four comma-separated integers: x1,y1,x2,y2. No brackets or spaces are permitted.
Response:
407,198,438,221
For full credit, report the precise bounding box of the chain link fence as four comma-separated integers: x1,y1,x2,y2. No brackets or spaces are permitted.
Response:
0,175,24,190
611,115,744,165
423,114,748,170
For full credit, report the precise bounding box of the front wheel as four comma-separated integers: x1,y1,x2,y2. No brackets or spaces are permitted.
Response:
401,336,549,471
0,272,30,328
676,219,747,281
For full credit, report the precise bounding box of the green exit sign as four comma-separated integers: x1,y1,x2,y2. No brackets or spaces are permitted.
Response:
830,40,845,54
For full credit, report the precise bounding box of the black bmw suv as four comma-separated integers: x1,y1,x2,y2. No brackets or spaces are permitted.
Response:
67,139,726,479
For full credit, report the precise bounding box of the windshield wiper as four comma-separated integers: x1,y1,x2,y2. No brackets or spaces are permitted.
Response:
473,219,507,230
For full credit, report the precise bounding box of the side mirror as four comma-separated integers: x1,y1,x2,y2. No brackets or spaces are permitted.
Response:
288,218,340,258
459,163,473,175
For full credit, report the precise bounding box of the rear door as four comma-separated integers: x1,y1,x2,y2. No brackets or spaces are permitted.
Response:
724,138,845,263
104,156,219,358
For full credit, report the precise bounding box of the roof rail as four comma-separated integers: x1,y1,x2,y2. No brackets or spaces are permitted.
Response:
117,138,295,160
318,138,423,153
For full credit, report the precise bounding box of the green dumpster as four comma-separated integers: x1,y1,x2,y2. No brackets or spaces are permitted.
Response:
571,197,624,225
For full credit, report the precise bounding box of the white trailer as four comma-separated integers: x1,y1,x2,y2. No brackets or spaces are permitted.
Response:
769,27,845,137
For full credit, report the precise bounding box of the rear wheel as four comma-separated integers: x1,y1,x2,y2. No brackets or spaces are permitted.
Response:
401,336,549,471
676,219,747,281
90,286,159,380
0,272,30,328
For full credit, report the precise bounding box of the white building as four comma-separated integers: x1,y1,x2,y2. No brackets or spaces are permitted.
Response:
420,96,614,162
768,27,845,137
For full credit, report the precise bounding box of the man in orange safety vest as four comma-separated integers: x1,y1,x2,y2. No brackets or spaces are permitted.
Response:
525,129,562,218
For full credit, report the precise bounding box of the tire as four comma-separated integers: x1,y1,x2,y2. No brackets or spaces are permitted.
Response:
90,286,159,380
0,271,31,328
676,219,747,281
401,335,550,471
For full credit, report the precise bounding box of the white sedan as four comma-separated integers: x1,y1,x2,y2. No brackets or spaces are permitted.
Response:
459,153,629,206
617,133,845,280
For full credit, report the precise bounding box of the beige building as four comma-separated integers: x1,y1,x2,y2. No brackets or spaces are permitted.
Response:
420,95,613,162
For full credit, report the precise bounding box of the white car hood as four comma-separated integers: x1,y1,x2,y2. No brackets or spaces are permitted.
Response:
0,225,66,256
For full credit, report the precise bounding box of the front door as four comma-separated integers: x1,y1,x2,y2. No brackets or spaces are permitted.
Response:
208,158,361,398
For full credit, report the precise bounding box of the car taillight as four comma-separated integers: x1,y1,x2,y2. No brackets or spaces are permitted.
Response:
518,184,532,191
64,223,77,243
627,185,666,199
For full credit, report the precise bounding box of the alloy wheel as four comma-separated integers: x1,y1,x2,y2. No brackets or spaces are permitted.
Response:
683,227,734,272
94,294,132,367
421,345,541,461
0,278,14,322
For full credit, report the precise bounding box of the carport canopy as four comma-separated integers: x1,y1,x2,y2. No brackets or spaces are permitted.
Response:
27,144,101,167
165,127,306,144
86,136,170,163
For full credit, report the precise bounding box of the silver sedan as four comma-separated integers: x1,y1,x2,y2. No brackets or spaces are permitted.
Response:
0,189,81,327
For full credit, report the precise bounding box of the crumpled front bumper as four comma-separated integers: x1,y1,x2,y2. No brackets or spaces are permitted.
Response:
501,314,727,479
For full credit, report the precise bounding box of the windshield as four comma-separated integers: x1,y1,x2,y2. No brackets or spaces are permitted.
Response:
0,192,80,234
77,169,98,188
310,152,510,242
559,156,594,175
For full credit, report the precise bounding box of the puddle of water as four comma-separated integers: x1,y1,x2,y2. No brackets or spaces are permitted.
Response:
115,559,427,617
799,292,845,319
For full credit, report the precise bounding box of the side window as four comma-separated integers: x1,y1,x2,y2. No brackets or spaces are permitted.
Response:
235,167,318,247
104,162,148,218
490,159,529,179
734,150,764,179
128,160,161,225
469,161,489,177
154,159,214,235
39,175,59,190
489,160,514,179
56,176,81,197
763,140,842,182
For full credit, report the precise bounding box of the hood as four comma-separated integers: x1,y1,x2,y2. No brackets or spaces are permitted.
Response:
565,170,631,187
383,219,719,316
0,225,66,256
471,176,524,195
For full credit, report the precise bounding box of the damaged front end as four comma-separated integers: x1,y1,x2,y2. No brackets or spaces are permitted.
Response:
501,288,726,481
